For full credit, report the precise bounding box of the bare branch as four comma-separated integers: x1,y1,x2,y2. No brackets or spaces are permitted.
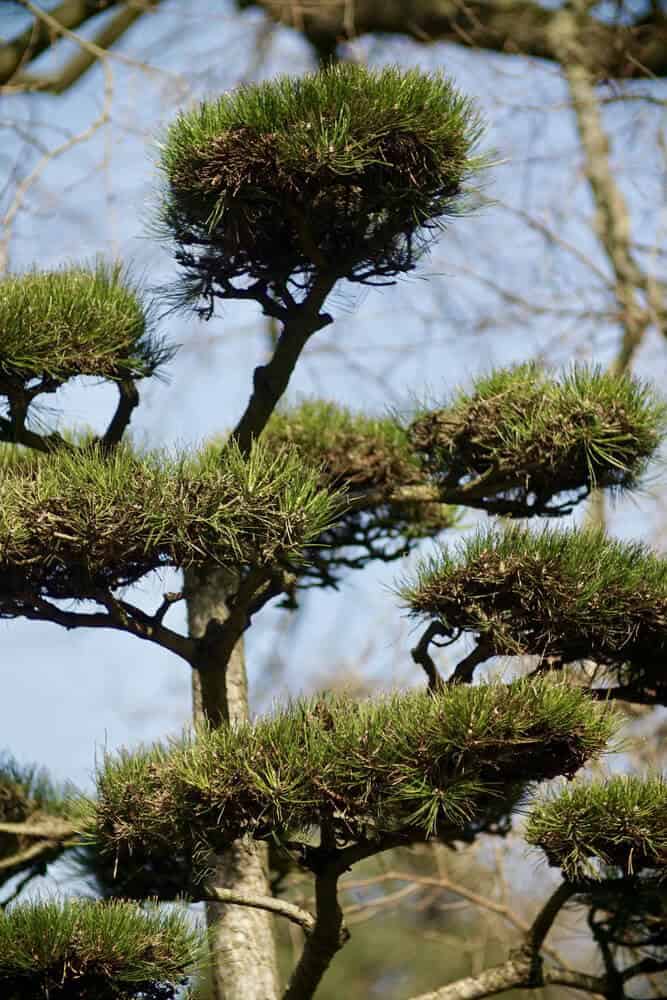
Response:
13,592,195,663
0,819,76,839
12,2,159,95
231,273,337,456
408,881,578,1000
450,641,495,684
550,2,665,368
248,1,667,80
202,885,316,935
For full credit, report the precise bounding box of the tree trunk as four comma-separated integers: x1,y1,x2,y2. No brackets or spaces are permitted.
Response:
185,565,280,1000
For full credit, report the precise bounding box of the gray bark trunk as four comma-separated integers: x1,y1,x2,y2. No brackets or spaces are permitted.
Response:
185,564,280,1000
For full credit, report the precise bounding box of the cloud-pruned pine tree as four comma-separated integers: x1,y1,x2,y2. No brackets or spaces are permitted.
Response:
0,63,665,1000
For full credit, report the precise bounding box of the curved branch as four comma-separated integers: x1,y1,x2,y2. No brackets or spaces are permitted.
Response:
99,379,139,450
450,640,495,684
411,622,448,692
1,1,163,91
12,593,195,663
202,885,315,934
231,273,337,456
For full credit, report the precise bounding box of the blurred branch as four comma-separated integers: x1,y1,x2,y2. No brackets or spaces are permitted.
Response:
408,881,580,1000
0,45,113,274
1,1,161,92
241,0,667,79
552,0,666,533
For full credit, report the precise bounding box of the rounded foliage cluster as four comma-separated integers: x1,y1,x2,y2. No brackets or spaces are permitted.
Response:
400,524,667,700
0,899,198,999
157,64,485,301
0,261,172,389
89,679,613,872
408,364,667,517
0,440,338,603
526,775,667,879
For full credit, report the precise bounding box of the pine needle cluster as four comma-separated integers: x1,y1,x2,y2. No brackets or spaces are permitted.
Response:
409,365,667,516
400,525,667,698
86,680,614,874
526,775,667,879
0,440,340,603
0,899,198,999
0,262,173,387
156,64,486,302
264,400,456,587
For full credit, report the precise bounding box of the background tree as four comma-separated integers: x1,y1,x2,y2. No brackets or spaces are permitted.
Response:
0,61,666,1000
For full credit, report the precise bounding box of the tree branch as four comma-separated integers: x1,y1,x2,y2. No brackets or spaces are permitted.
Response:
588,685,664,706
99,379,139,450
407,881,578,1000
411,622,449,692
202,885,316,935
450,640,495,684
1,1,163,91
230,273,337,457
12,2,159,94
282,820,350,1000
12,592,195,663
1,0,111,86
243,0,667,79
550,1,666,363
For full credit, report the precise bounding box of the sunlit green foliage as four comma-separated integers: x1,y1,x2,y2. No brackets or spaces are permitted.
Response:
0,898,199,999
85,679,614,873
526,775,667,879
399,524,667,698
0,261,173,384
156,63,487,300
0,439,342,602
409,364,667,515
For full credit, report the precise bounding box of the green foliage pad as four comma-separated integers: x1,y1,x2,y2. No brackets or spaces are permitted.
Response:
0,439,340,603
0,899,198,999
526,775,667,879
264,399,456,589
0,262,172,387
409,364,667,516
157,64,486,304
400,524,667,700
87,679,614,875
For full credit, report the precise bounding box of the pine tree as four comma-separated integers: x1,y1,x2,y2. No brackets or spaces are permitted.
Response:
0,64,665,1000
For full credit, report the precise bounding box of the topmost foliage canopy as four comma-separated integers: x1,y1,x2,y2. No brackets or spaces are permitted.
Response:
157,63,486,305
